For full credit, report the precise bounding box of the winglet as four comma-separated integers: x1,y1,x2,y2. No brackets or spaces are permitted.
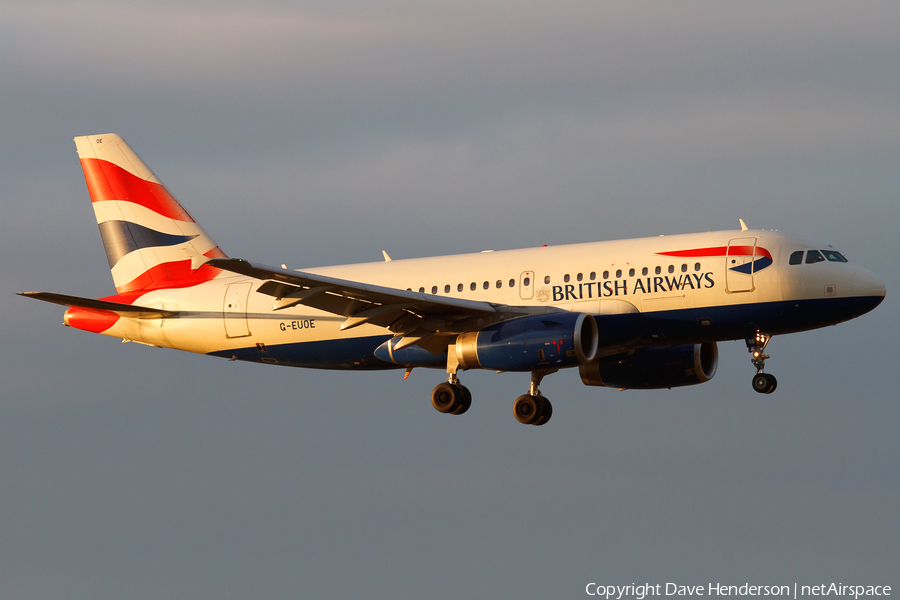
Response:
739,219,749,231
382,250,392,262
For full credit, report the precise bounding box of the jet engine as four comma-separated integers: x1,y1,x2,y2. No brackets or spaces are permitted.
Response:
375,312,600,371
455,312,598,372
579,342,718,389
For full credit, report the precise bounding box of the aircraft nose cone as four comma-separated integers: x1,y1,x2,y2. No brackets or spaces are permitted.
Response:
852,268,886,300
849,268,886,319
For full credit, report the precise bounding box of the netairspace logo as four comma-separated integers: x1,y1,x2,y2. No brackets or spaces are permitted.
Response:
585,583,892,599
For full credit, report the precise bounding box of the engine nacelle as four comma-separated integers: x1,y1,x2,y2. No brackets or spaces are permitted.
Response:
456,312,598,372
579,342,718,389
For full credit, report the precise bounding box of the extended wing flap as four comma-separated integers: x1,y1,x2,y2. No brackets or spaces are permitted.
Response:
18,292,178,318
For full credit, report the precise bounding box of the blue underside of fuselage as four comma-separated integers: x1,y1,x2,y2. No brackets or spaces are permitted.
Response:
208,295,883,370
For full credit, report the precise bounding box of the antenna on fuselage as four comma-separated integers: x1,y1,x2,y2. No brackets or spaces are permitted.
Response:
739,219,749,231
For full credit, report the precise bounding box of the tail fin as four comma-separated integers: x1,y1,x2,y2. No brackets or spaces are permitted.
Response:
74,134,227,294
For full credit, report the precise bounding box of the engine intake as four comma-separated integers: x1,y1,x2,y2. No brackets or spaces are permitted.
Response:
579,342,718,389
456,312,598,372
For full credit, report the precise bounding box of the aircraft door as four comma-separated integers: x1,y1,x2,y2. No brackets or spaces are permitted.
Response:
224,281,252,338
519,271,534,300
726,237,757,293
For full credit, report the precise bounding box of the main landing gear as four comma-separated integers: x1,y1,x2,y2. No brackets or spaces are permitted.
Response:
429,373,553,425
430,375,472,415
428,357,556,425
747,331,777,394
513,369,555,426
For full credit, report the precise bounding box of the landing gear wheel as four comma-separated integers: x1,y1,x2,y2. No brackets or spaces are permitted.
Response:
513,394,541,425
532,396,553,426
752,373,769,393
513,394,552,425
451,385,472,415
431,382,460,414
431,382,471,415
747,331,778,394
752,373,777,394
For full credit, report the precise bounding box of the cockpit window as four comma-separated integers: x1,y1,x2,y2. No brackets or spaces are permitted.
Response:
821,250,848,263
806,250,826,264
788,250,803,265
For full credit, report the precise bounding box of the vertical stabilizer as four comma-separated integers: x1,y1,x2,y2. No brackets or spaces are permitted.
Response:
74,134,227,293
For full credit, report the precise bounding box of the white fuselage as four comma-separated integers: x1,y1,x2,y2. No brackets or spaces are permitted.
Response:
87,228,885,370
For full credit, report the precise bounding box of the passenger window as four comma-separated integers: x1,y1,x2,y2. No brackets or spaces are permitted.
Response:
445,284,451,293
544,275,551,284
681,264,687,273
496,280,502,288
806,250,826,264
432,286,438,294
603,271,609,279
822,250,848,263
470,282,476,291
642,267,648,276
508,279,515,287
668,265,674,274
523,277,530,287
655,266,661,275
788,251,803,265
564,274,570,283
457,283,463,292
590,272,596,280
483,281,489,290
694,263,701,271
628,268,635,277
418,287,425,293
616,269,622,278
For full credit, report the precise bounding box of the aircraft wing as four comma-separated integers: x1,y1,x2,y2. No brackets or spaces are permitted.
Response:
209,258,554,353
18,292,178,318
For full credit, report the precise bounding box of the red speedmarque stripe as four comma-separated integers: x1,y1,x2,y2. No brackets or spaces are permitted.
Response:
657,246,772,259
79,158,195,222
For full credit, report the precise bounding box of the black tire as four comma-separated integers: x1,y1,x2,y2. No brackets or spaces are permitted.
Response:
452,385,472,415
532,396,553,426
764,374,778,394
513,394,540,425
752,373,770,394
431,382,460,413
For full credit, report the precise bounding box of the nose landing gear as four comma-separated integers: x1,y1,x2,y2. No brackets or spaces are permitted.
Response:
747,331,777,394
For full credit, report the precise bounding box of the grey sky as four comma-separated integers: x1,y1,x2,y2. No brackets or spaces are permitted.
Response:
2,2,898,598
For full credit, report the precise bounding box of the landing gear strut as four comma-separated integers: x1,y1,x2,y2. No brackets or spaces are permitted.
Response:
513,369,555,426
747,331,777,394
431,347,472,415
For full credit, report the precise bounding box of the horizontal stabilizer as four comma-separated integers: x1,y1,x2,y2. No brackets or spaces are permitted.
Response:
18,292,178,318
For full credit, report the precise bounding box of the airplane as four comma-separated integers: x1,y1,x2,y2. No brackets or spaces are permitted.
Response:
20,134,887,426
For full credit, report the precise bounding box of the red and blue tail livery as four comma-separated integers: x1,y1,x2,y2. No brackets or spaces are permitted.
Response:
75,135,226,294
20,134,886,425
